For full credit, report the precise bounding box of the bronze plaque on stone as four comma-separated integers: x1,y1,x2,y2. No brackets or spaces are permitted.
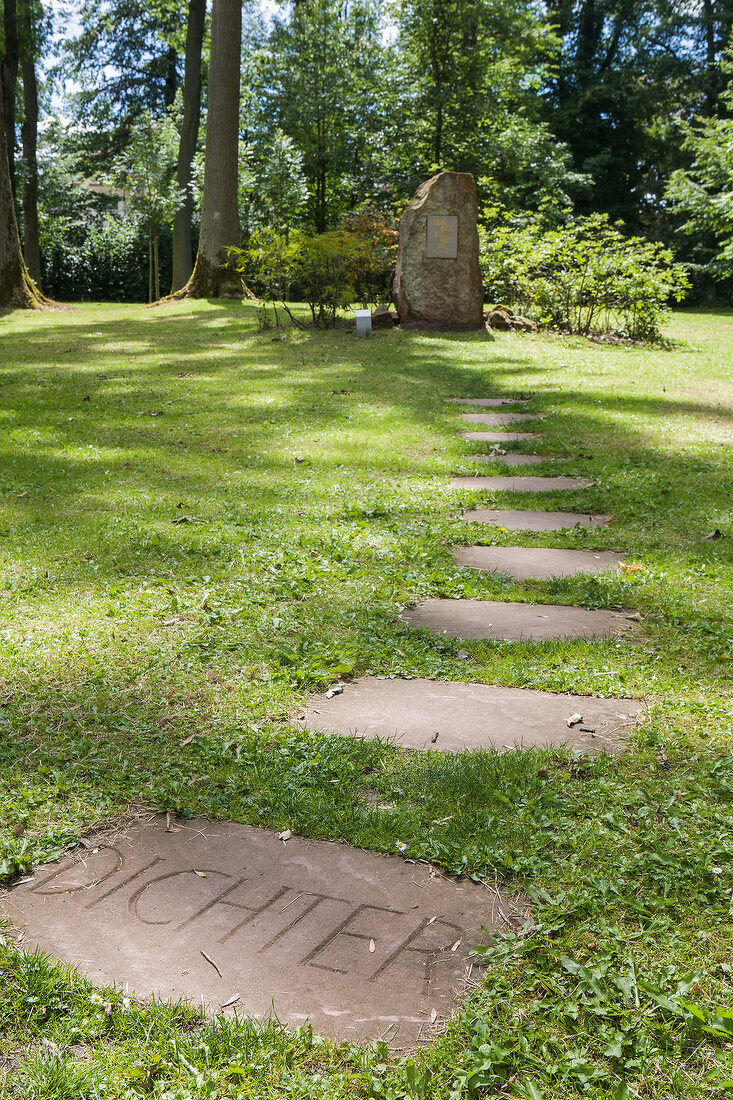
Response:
426,215,458,258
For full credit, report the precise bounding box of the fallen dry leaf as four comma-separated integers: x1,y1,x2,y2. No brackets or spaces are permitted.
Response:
617,560,645,573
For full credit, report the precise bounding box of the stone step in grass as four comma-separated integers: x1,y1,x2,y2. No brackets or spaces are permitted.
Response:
451,476,591,492
461,508,611,530
2,817,520,1047
446,396,531,406
401,598,638,642
459,431,542,442
459,412,546,425
452,547,624,580
298,677,642,754
468,453,561,466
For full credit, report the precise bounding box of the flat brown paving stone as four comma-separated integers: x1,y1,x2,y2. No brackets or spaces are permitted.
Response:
469,453,559,466
461,509,611,530
401,599,637,641
451,476,591,491
452,547,624,580
298,677,641,754
459,431,541,442
460,412,545,425
0,818,523,1049
446,397,530,406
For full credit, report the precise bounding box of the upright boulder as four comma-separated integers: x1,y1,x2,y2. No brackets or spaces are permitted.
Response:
393,172,483,330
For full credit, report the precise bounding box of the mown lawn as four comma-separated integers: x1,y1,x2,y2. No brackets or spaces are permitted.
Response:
0,300,732,1098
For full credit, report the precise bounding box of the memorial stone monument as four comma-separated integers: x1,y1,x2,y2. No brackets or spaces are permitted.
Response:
393,171,484,329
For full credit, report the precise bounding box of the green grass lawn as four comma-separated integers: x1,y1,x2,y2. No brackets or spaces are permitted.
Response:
0,300,732,1098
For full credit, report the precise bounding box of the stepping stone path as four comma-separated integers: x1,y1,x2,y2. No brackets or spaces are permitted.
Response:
470,453,559,466
2,816,520,1047
446,397,529,406
451,475,591,491
1,386,643,1051
299,678,641,754
459,431,541,442
461,508,610,530
453,547,624,580
459,412,545,425
401,599,637,642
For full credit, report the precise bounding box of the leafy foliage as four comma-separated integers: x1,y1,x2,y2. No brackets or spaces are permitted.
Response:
41,212,161,302
245,215,396,326
480,213,689,339
110,109,182,301
666,54,733,285
240,129,310,240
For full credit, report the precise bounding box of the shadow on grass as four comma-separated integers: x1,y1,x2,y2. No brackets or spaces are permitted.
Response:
0,303,729,712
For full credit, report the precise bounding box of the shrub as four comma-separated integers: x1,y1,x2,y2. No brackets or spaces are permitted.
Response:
244,214,397,328
41,213,173,302
295,231,363,327
337,207,398,305
480,213,689,341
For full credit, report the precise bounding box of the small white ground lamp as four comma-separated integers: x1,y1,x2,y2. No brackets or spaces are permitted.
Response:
354,308,372,336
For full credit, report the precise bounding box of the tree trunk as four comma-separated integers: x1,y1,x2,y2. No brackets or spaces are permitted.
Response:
1,0,19,189
20,31,41,284
162,44,179,110
434,94,443,167
171,0,205,293
702,0,717,115
181,0,243,298
154,230,160,301
0,79,44,308
148,224,154,303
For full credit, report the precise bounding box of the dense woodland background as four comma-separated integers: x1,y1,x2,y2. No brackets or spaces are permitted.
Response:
3,0,733,303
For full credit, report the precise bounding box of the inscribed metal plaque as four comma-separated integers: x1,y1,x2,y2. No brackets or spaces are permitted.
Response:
426,215,458,258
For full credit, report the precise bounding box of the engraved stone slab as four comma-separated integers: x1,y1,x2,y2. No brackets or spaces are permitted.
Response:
0,818,518,1047
452,547,624,580
469,453,558,466
459,432,541,442
451,476,591,492
446,397,530,406
401,599,637,641
460,413,545,425
461,509,611,530
426,215,458,258
298,678,641,754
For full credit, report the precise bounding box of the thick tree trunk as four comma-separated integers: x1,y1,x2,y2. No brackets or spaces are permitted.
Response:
0,79,44,308
1,0,19,188
171,0,205,293
181,0,243,298
20,47,41,284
